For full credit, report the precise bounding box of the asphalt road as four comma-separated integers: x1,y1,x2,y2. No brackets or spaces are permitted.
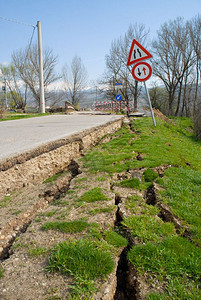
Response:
0,114,123,161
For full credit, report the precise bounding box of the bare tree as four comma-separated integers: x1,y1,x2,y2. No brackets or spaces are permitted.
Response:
173,20,195,116
152,18,195,116
149,81,169,112
187,15,201,138
0,63,28,110
102,23,150,111
12,43,60,106
62,56,88,106
188,14,201,114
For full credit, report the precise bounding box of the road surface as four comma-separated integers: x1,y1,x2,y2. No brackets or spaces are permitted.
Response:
0,114,123,161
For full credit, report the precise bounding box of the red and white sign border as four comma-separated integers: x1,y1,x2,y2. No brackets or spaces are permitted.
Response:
132,62,152,82
127,39,152,66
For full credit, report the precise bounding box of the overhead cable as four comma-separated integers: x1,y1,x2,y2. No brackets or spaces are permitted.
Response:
24,25,36,63
0,16,35,28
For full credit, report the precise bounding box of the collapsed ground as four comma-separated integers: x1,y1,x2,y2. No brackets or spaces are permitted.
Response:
0,115,201,299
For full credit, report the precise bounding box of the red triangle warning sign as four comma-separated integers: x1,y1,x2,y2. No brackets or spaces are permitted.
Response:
127,39,152,66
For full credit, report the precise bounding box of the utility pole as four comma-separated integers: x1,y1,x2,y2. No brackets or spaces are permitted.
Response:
37,21,45,113
2,78,7,109
4,78,7,109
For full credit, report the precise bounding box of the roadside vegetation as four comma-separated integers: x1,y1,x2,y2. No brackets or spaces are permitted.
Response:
81,116,201,299
0,112,50,121
1,115,200,299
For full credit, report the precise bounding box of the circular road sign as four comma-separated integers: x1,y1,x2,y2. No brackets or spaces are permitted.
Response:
116,94,122,101
132,62,152,82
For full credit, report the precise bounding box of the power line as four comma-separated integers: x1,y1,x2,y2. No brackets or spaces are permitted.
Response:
0,16,35,28
23,25,36,65
0,15,37,62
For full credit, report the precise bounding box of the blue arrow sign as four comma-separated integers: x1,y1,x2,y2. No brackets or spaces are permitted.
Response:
116,94,122,101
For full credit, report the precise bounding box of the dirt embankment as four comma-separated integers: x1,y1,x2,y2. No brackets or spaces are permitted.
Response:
0,117,194,300
0,118,125,300
0,119,123,200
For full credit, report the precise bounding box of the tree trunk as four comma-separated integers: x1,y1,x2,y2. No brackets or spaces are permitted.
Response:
134,80,138,111
193,61,199,117
175,82,182,116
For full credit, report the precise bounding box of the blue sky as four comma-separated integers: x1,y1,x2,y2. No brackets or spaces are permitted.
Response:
0,0,200,84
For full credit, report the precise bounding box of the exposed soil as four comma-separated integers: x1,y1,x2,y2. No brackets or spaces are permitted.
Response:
0,118,195,300
0,162,121,299
0,119,123,199
0,119,126,300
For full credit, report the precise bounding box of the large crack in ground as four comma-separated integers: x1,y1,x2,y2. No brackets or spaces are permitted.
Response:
113,192,138,300
0,154,142,299
0,164,195,299
145,183,200,247
0,159,81,261
0,118,126,299
1,118,198,299
0,162,121,299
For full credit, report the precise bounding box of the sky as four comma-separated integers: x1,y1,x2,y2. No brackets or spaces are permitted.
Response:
0,0,200,85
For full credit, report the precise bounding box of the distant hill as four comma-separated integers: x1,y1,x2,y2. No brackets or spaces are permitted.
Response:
79,88,105,108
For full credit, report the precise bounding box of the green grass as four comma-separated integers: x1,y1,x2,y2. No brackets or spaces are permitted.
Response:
103,230,128,248
47,239,115,279
39,209,58,217
78,187,108,203
12,209,23,215
96,176,108,182
116,174,155,191
11,241,49,258
143,168,158,182
125,195,159,215
79,116,201,299
157,167,201,246
41,220,89,233
0,112,50,121
119,178,141,188
88,206,115,215
83,118,201,173
123,215,176,243
74,177,88,183
0,265,3,278
46,238,115,298
128,236,201,299
0,195,12,208
27,246,49,257
43,171,69,184
51,199,69,207
129,118,201,170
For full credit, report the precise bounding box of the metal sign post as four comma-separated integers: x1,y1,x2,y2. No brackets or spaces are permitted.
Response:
144,82,156,126
127,39,156,126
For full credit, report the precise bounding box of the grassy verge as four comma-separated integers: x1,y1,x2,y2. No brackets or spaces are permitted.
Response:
46,229,127,298
0,112,51,121
128,236,201,299
41,220,89,233
83,118,201,172
78,187,109,203
28,116,200,299
157,167,201,246
82,116,201,298
47,239,115,298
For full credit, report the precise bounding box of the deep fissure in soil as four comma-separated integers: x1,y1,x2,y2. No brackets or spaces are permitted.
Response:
114,247,137,300
0,159,81,261
114,194,137,300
